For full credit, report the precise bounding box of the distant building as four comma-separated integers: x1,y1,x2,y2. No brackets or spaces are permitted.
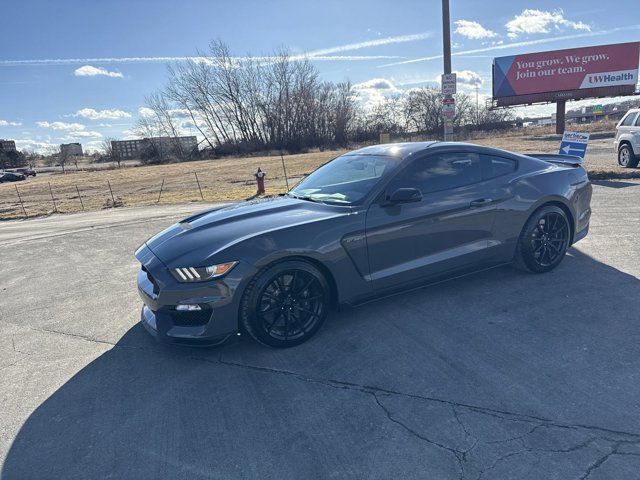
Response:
60,143,83,156
0,139,17,153
111,136,197,159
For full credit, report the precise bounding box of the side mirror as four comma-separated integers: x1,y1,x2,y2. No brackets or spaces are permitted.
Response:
386,188,422,205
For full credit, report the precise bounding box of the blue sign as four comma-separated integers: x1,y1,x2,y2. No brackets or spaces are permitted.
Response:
559,131,589,159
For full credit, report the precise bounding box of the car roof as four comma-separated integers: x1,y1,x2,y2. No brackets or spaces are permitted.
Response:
346,141,521,160
345,142,439,158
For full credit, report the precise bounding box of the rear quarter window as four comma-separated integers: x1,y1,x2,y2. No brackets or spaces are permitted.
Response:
481,155,517,179
620,112,638,127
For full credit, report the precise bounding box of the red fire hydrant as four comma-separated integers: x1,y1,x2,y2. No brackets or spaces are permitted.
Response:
255,167,266,195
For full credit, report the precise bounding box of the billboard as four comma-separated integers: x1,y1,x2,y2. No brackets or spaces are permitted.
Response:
492,42,640,107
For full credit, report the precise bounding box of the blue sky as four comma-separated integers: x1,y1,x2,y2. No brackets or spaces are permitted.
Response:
1,0,639,152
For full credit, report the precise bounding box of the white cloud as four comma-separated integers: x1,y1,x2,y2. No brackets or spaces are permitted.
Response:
36,121,86,131
0,119,22,126
430,70,483,90
138,107,155,117
121,128,138,140
505,9,590,39
74,65,123,78
352,78,399,92
74,108,131,120
14,139,58,153
455,70,483,86
351,78,405,109
168,108,192,118
378,25,638,67
37,119,113,139
62,131,103,139
454,20,497,39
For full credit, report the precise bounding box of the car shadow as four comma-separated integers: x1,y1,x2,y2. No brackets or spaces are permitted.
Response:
3,249,640,479
591,179,639,189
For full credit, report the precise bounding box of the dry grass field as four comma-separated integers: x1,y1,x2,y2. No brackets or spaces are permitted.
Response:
0,126,629,220
0,150,346,219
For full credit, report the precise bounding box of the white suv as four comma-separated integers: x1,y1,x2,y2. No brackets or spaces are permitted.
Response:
615,108,640,168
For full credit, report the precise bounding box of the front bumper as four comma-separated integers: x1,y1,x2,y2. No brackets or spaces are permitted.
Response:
135,243,244,346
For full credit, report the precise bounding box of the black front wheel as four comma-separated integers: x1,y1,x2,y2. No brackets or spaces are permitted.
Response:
240,260,330,347
515,206,571,273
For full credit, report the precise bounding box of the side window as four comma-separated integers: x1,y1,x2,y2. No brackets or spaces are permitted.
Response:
620,112,638,126
635,114,640,127
389,152,482,194
481,154,517,179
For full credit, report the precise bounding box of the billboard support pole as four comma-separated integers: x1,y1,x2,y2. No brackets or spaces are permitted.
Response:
441,0,452,141
556,100,566,135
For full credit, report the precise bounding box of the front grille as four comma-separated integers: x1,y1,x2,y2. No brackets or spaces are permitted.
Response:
169,306,212,327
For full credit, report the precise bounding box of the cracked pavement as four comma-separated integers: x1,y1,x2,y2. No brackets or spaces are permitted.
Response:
2,181,640,479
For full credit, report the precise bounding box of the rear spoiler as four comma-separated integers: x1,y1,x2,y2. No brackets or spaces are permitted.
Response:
525,153,583,167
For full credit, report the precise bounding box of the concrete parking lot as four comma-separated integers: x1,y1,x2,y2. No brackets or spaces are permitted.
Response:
2,181,640,479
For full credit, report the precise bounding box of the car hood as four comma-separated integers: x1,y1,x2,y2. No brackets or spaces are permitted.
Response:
143,196,347,267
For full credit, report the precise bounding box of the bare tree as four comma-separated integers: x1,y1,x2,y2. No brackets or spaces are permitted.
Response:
22,150,39,168
151,40,364,156
102,138,123,168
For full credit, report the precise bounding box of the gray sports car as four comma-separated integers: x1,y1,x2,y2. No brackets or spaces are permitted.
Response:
135,142,592,348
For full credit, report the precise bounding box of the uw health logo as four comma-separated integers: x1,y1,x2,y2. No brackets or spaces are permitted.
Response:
582,69,637,88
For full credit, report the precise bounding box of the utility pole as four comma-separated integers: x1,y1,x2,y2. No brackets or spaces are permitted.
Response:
475,83,479,125
441,0,453,141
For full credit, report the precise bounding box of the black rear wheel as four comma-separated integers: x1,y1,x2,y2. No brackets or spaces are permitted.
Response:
240,260,329,347
515,206,571,273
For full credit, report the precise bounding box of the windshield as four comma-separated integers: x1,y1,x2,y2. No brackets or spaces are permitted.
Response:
288,154,400,204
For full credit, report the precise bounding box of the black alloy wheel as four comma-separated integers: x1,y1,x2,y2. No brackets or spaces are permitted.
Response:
241,260,329,347
515,205,571,273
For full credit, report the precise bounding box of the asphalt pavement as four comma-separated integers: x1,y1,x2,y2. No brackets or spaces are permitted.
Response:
1,182,640,479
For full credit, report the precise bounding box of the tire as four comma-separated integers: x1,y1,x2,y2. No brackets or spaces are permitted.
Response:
618,144,639,168
240,260,330,348
514,205,571,273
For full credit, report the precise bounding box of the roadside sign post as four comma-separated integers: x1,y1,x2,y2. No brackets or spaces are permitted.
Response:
559,131,590,159
442,97,455,140
442,98,456,118
441,73,457,95
441,0,453,141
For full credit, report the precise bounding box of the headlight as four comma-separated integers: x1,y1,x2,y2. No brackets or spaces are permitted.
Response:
171,261,238,282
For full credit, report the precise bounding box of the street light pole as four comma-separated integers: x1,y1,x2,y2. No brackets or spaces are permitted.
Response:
442,0,452,141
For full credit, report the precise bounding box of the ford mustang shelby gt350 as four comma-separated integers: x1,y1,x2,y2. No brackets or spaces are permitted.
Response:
135,142,592,347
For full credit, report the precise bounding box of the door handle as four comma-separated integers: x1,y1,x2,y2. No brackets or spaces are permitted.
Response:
470,198,493,208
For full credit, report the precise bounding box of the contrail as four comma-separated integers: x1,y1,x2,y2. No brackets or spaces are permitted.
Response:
0,32,432,67
378,25,640,68
306,32,432,56
0,54,405,67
